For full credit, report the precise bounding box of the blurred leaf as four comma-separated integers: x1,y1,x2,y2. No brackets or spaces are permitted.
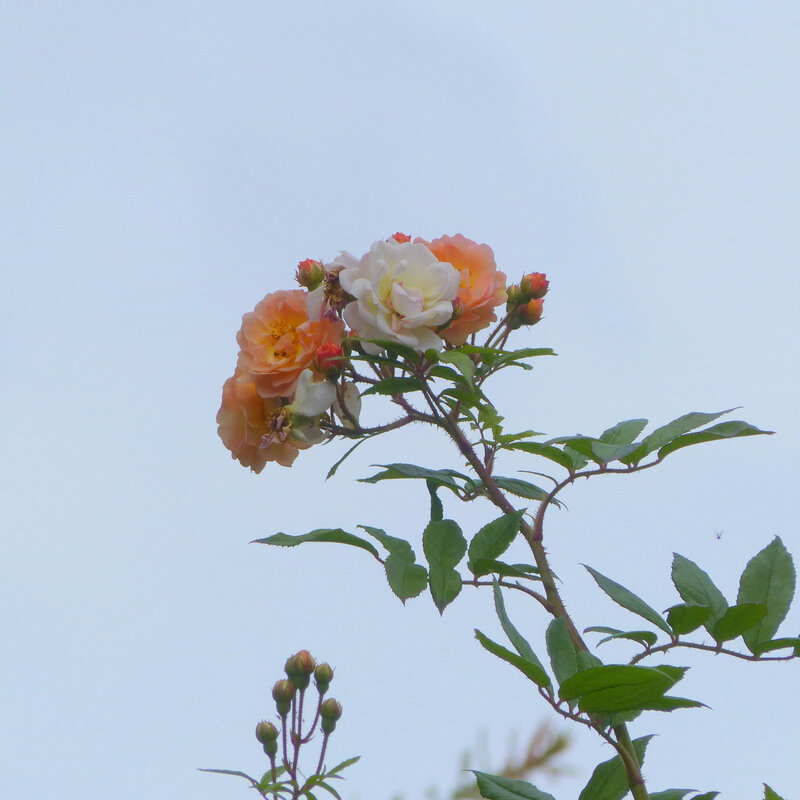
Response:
737,536,796,653
691,794,720,800
468,511,525,574
671,554,729,635
712,603,768,643
493,580,551,685
578,736,652,800
198,769,261,790
665,604,712,635
657,421,773,459
326,756,360,776
599,419,649,445
584,565,673,635
559,665,680,712
622,409,736,463
423,519,467,613
475,630,551,688
764,786,787,800
473,771,557,800
361,376,424,396
546,618,578,687
254,529,379,559
648,791,695,800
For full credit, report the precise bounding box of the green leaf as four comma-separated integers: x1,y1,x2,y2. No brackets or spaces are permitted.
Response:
657,420,773,459
474,630,551,688
198,769,262,790
671,554,729,635
361,376,424,396
468,510,525,574
584,565,673,635
712,603,768,643
622,409,736,463
360,463,470,494
473,771,557,800
504,441,576,471
751,637,800,656
559,665,680,712
641,695,708,712
596,630,659,649
599,419,649,445
469,559,542,580
691,793,720,800
492,581,550,686
253,529,380,559
428,364,464,383
326,756,360,776
764,785,787,800
578,736,652,800
355,338,421,362
490,476,551,502
439,350,476,387
665,603,712,635
427,480,444,522
423,519,466,613
648,791,695,800
326,437,369,480
359,526,428,602
737,536,796,653
546,618,578,687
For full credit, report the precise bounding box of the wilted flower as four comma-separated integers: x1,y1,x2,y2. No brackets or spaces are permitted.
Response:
216,376,307,472
420,234,507,346
339,240,460,354
333,382,361,429
236,289,344,399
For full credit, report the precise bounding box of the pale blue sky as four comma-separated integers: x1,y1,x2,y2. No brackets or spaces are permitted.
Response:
2,3,799,799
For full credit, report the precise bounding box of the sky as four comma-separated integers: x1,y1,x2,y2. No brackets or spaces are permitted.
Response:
2,2,799,798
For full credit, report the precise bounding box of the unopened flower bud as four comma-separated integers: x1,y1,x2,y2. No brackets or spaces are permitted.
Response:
272,679,296,717
314,663,334,694
450,297,464,322
320,698,343,733
314,343,345,379
285,650,316,690
256,721,279,757
296,259,325,290
516,298,544,326
505,284,522,311
520,272,549,301
388,232,411,243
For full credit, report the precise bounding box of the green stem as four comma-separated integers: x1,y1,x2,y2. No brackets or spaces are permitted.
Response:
613,724,650,800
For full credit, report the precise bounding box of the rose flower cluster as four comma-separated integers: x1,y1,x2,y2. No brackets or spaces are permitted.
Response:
217,233,549,472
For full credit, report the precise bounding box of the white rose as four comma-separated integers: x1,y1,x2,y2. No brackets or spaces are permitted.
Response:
338,240,460,354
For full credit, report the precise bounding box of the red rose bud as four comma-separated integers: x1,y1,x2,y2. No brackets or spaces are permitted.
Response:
314,343,345,379
272,679,296,717
296,259,325,290
520,272,549,300
320,698,343,733
517,298,544,326
388,232,411,243
314,663,334,695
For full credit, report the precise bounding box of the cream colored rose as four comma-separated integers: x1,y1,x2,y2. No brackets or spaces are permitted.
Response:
338,240,460,354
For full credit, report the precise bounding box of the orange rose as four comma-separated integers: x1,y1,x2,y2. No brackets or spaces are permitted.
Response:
419,234,507,346
217,375,307,472
236,289,344,398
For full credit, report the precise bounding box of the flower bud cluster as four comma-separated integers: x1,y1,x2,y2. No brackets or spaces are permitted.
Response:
506,271,549,330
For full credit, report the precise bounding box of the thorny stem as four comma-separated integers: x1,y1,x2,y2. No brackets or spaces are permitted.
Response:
316,732,330,776
414,366,650,797
630,639,798,665
292,688,304,776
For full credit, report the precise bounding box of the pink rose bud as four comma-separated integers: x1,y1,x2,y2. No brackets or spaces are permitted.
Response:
388,232,411,243
314,343,346,379
272,679,296,717
320,698,343,733
296,259,325,290
520,272,549,301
